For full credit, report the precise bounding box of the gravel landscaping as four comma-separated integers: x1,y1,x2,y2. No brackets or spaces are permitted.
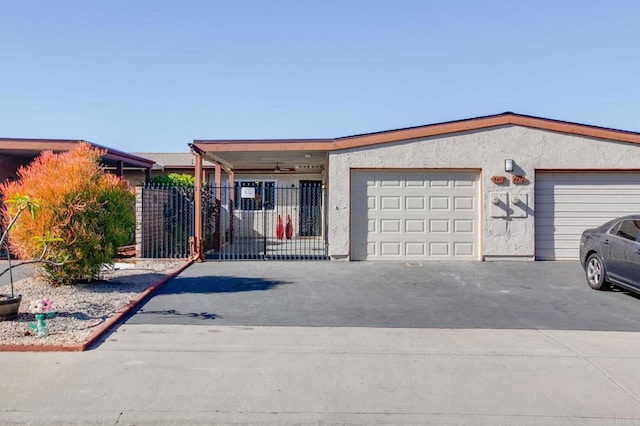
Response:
0,259,187,347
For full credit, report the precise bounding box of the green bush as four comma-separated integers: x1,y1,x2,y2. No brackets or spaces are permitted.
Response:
150,173,195,186
0,143,135,285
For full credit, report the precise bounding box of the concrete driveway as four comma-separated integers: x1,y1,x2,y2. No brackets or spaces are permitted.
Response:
127,260,640,331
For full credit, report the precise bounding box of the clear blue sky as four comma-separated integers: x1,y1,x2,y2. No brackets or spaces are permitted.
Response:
1,1,639,152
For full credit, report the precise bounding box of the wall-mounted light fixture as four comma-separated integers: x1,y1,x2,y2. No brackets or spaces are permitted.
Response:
274,163,281,173
504,159,514,173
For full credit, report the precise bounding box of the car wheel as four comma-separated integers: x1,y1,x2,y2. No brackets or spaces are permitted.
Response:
586,253,608,290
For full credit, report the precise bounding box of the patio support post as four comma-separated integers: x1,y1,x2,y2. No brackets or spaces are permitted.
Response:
228,169,235,243
144,167,151,183
193,150,203,261
214,163,222,252
116,160,124,177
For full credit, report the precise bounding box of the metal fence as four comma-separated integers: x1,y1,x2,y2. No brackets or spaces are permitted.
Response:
139,182,328,260
139,183,194,258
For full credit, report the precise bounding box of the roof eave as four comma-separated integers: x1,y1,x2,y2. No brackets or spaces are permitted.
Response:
190,112,640,153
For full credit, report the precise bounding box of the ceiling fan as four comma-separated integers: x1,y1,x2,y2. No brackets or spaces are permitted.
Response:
273,163,295,173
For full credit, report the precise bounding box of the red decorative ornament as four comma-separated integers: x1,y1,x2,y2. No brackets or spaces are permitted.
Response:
512,175,528,185
285,214,293,240
276,214,284,240
490,175,506,185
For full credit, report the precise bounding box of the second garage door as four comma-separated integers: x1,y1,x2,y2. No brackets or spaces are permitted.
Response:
535,172,640,260
351,170,480,261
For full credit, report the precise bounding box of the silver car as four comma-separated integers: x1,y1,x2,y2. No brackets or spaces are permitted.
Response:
579,214,640,293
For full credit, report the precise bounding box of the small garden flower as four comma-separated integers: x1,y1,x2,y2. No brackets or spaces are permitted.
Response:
28,297,56,337
29,297,53,314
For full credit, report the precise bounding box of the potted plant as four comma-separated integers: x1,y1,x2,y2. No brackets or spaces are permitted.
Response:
0,195,62,321
0,195,36,320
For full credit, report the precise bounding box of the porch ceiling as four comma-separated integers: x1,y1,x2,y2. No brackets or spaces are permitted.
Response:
199,150,328,173
191,139,332,173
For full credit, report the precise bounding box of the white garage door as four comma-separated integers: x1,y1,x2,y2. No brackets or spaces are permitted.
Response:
535,172,640,260
351,170,480,261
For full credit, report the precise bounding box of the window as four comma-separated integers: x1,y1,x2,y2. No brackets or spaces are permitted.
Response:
613,220,640,242
234,181,275,210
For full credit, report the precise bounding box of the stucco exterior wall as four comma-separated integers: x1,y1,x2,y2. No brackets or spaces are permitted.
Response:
328,125,640,260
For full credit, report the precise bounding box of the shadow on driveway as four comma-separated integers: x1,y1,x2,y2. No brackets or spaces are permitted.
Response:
154,275,289,295
125,261,640,331
129,275,290,323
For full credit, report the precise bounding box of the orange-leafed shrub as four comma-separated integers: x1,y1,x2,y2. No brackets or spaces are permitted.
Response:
0,143,135,285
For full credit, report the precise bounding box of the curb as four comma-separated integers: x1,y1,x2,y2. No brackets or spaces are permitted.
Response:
0,259,194,352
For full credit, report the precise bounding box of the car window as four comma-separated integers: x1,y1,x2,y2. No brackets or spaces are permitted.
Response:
614,220,640,242
608,222,622,235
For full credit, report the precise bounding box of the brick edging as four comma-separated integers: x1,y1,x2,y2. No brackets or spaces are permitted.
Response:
0,259,194,352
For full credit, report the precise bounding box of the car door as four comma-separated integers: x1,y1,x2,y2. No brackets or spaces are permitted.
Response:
606,220,640,288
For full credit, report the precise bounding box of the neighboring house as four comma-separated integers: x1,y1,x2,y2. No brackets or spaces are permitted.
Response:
128,152,216,185
0,138,155,184
189,112,640,262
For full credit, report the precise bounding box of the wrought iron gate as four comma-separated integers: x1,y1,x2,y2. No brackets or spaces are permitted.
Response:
203,183,328,260
140,183,194,258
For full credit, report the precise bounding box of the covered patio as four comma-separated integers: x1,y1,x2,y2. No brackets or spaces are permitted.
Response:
189,139,332,260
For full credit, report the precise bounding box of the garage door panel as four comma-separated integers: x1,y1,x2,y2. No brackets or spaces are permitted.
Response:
454,219,474,233
535,172,640,260
429,242,450,256
381,242,401,256
380,196,401,210
429,219,450,233
405,219,426,233
454,180,474,187
405,197,426,210
454,196,474,210
430,179,449,187
380,219,401,233
405,242,426,256
406,180,427,188
429,196,450,210
454,242,475,256
351,170,479,260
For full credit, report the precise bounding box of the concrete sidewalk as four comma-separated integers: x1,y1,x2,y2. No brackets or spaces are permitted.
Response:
2,325,640,425
0,260,31,288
